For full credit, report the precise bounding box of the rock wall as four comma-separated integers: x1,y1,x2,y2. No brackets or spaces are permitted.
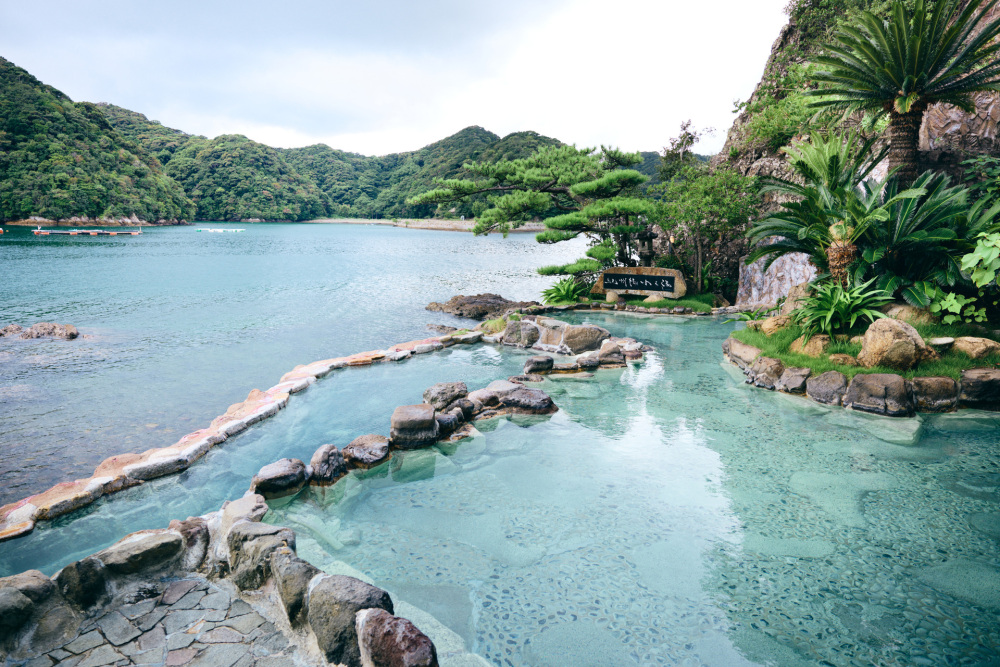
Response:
736,252,816,308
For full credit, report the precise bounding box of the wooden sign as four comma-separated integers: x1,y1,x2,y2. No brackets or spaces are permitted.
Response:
591,267,687,299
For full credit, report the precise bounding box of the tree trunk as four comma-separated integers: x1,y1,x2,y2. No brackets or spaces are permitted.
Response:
695,235,703,293
887,104,927,187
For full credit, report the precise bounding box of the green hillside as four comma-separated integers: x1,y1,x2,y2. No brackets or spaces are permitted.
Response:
0,58,193,223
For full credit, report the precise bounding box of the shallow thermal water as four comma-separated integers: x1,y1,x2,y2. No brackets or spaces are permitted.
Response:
258,313,999,667
0,222,584,504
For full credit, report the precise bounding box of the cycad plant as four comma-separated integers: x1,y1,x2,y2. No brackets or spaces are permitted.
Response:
807,0,1000,185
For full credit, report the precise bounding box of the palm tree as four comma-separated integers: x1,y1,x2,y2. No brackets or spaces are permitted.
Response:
807,0,1000,185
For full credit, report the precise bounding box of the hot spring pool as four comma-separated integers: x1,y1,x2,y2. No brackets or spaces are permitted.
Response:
5,313,999,666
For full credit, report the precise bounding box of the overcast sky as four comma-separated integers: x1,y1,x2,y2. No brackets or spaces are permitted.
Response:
2,0,789,156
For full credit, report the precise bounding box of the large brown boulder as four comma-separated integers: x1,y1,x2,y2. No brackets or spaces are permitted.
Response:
500,321,540,348
425,294,539,320
310,444,347,485
356,608,439,667
775,367,811,394
790,334,830,358
251,458,308,499
308,575,394,667
760,315,792,336
910,377,959,413
96,530,183,575
882,303,937,325
748,357,785,390
952,337,1000,359
343,435,390,468
560,324,611,354
806,371,848,406
422,382,468,410
959,369,1000,409
722,337,761,370
227,522,296,590
842,374,913,417
857,319,936,370
389,405,439,450
271,548,322,627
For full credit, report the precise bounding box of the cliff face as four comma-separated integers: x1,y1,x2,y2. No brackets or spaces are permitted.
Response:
717,6,1000,307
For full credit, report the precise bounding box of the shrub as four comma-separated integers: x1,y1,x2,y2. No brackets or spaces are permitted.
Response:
791,278,893,337
541,277,592,304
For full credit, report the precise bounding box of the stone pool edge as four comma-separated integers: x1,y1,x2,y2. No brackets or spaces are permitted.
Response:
722,336,1000,417
0,301,680,543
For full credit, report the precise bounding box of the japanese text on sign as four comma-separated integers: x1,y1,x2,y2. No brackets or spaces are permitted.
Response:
603,272,676,292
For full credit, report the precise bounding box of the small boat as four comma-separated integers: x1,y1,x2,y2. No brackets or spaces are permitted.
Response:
195,228,246,233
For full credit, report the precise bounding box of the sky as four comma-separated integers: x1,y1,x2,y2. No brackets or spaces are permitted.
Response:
1,0,790,156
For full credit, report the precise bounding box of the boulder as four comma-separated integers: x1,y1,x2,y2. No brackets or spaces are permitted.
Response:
425,294,540,320
271,548,321,627
343,435,391,468
310,445,348,485
356,608,439,667
500,321,540,348
0,324,24,337
498,388,558,415
775,367,811,394
806,371,848,406
523,356,554,375
561,324,611,354
576,353,600,370
389,405,439,450
0,587,32,638
597,340,625,367
251,458,307,499
307,575,394,667
959,369,1000,410
882,303,937,325
227,522,296,590
722,337,761,370
779,282,811,316
18,322,80,340
422,382,468,410
54,557,105,608
842,374,913,417
828,353,859,366
97,530,183,575
910,376,959,413
857,319,936,370
790,334,830,358
508,374,545,384
435,412,460,437
760,315,792,336
748,357,785,390
0,569,56,604
444,398,475,421
952,337,1000,359
167,516,210,571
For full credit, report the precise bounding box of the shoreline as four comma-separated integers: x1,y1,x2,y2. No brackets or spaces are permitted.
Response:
300,217,547,233
2,219,188,228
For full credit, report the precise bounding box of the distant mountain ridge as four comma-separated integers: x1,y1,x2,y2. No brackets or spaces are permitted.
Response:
1,57,666,223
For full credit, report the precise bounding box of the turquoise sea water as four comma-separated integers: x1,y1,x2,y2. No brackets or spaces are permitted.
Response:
0,223,584,504
2,225,999,666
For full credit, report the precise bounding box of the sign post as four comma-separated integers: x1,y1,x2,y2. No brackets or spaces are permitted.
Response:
590,267,687,300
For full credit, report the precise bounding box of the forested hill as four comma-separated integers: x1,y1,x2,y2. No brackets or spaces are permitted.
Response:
0,58,193,223
2,57,654,222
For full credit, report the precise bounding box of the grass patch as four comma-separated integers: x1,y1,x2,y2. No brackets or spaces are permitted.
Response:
731,323,1000,381
558,293,715,312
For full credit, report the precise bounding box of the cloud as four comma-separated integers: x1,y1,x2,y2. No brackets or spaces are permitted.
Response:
0,0,789,155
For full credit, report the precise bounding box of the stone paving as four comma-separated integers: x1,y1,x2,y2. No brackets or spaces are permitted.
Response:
5,577,310,667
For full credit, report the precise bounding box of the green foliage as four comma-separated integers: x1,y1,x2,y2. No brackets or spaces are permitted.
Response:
541,277,592,304
163,135,330,221
963,155,1000,206
411,144,652,274
928,289,988,324
808,0,1000,118
731,321,1000,380
655,164,760,292
962,231,1000,288
620,293,716,312
0,58,194,222
724,305,778,324
790,277,893,336
481,317,507,334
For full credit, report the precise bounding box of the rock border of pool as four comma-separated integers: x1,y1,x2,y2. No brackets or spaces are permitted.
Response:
0,327,645,665
0,302,661,544
723,336,1000,417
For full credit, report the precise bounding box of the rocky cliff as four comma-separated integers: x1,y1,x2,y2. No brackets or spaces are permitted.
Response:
716,5,1000,307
